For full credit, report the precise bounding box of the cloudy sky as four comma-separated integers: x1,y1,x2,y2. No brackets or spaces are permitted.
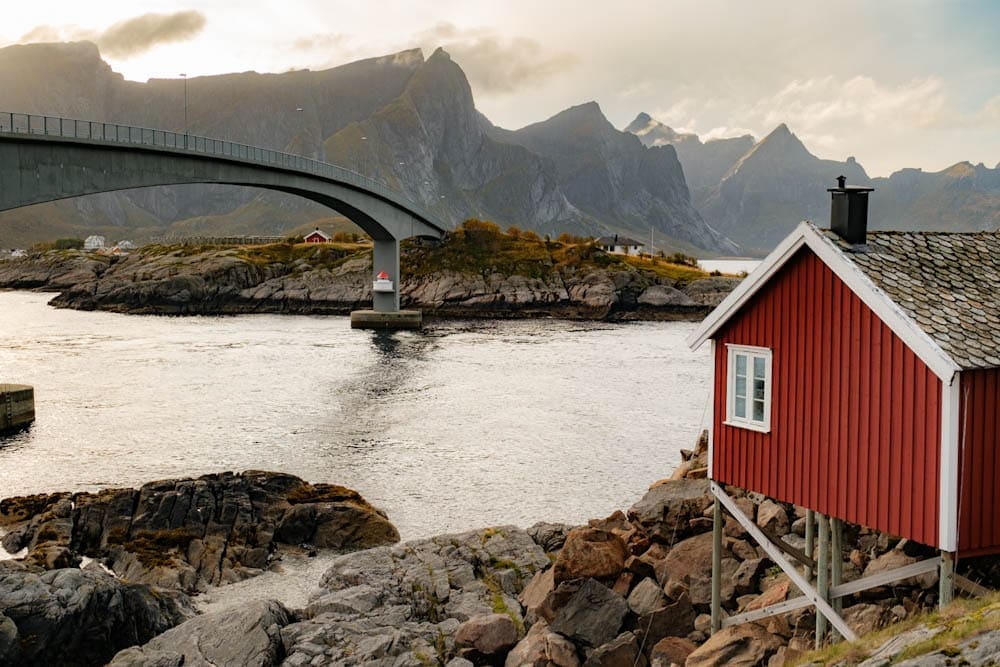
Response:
2,0,997,176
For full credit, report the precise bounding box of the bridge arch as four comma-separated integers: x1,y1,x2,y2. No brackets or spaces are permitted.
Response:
0,112,447,313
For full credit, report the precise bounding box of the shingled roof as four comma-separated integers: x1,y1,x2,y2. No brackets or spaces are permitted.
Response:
821,228,1000,370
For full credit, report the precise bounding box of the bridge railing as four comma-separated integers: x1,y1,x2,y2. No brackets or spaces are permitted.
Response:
0,111,442,231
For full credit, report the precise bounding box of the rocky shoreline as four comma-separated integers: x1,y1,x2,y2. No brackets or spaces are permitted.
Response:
3,436,992,666
0,243,739,320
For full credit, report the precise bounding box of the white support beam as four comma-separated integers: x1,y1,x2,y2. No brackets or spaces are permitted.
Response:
710,481,858,642
955,574,991,598
828,558,939,599
722,596,814,628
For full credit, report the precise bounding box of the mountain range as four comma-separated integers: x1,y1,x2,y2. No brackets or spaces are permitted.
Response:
1,41,997,256
627,113,1000,254
0,42,731,254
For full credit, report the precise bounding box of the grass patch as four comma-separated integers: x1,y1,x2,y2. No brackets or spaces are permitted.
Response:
793,592,1000,666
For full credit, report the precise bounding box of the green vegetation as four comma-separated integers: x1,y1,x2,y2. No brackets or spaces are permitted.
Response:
794,592,1000,666
53,238,84,250
404,218,710,283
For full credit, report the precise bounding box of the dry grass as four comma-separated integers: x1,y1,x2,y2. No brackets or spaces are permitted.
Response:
793,592,1000,666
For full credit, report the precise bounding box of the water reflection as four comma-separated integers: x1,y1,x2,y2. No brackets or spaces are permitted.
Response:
0,292,711,539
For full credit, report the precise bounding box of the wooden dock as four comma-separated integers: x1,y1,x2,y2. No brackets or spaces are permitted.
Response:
1,384,34,434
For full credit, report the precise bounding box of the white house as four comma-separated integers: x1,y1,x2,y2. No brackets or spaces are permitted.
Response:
116,240,137,250
84,235,106,251
595,235,645,256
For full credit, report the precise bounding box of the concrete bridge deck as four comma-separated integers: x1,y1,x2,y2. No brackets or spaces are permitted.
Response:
0,112,447,321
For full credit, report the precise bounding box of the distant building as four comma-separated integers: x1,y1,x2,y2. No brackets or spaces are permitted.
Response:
10,249,26,259
304,228,332,244
595,235,644,256
116,240,137,250
84,235,106,251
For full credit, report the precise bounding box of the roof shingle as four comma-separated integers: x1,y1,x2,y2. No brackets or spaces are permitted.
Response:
821,227,1000,370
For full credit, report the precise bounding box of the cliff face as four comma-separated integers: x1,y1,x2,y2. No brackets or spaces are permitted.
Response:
0,42,731,254
505,103,736,253
697,124,871,254
625,113,754,191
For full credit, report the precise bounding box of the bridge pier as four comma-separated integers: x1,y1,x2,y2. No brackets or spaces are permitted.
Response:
350,238,422,329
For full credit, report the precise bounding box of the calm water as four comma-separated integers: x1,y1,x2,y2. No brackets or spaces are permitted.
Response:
698,258,762,275
0,291,711,540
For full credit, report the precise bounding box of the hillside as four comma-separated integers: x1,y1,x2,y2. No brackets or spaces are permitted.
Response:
626,112,1000,256
697,124,871,253
0,42,733,254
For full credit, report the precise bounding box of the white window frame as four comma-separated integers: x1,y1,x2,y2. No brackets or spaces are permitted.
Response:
725,344,773,433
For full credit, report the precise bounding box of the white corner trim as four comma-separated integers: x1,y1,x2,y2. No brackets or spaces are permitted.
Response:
687,221,961,383
939,371,961,552
707,340,715,479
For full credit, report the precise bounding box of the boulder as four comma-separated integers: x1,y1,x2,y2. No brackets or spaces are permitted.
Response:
756,500,789,535
0,563,192,667
528,522,575,552
660,533,737,607
863,550,937,590
108,600,290,667
554,528,628,583
627,577,667,616
283,526,549,665
628,480,714,544
550,578,629,648
583,632,647,667
635,592,697,647
683,622,784,667
504,620,580,667
649,637,697,666
520,567,556,624
454,613,519,658
843,603,887,637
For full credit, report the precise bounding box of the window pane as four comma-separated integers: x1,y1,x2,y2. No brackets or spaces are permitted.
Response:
753,399,765,422
736,354,747,377
735,375,747,398
735,396,746,418
754,378,765,401
753,356,766,380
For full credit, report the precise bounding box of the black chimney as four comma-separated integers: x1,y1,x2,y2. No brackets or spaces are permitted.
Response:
828,176,874,244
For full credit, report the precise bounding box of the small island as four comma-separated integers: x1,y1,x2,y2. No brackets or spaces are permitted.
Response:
0,220,740,320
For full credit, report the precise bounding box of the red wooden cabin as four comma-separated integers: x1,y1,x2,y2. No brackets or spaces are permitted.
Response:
689,181,1000,640
304,228,331,243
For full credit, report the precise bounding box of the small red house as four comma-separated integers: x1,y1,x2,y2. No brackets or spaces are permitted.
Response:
689,181,1000,639
304,228,331,243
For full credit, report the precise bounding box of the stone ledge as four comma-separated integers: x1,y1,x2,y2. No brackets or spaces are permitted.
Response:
350,310,422,329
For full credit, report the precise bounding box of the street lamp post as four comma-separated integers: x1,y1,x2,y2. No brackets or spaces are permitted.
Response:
180,73,188,147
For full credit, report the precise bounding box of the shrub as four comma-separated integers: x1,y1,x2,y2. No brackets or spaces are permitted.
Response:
54,238,84,250
667,251,700,268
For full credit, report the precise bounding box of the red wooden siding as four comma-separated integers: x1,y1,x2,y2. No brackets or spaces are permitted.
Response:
957,369,1000,556
713,248,942,547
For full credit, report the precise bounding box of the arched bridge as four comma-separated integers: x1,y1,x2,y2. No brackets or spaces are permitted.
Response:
0,112,447,316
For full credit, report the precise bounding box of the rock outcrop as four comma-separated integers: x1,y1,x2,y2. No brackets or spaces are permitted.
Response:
0,244,740,320
0,561,193,667
0,471,399,591
108,599,291,667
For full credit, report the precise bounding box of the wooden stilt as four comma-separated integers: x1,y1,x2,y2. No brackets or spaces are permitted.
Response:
940,551,955,608
711,498,723,633
711,483,857,642
805,509,815,578
831,517,843,642
816,513,829,648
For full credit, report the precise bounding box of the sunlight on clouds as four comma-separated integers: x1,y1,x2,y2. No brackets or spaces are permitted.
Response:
19,11,206,59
